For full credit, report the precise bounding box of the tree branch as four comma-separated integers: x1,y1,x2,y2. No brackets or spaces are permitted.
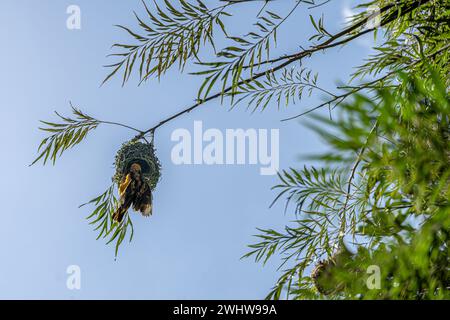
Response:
134,0,431,140
281,41,450,121
338,121,378,239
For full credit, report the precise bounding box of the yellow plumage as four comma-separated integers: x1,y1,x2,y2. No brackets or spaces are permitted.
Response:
119,173,132,197
113,164,153,223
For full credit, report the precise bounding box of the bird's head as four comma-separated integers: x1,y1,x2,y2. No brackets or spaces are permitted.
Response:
130,163,142,175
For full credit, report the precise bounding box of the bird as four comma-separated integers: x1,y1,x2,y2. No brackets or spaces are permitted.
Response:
112,163,152,223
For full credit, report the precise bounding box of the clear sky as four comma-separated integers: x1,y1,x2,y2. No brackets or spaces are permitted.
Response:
0,0,370,299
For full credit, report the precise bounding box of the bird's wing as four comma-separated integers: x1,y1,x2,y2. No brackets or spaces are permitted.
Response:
134,183,153,216
118,173,132,198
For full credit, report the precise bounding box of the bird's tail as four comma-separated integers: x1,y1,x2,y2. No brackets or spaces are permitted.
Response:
112,204,129,223
134,182,153,216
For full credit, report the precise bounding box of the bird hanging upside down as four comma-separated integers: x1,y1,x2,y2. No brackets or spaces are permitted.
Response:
113,163,152,223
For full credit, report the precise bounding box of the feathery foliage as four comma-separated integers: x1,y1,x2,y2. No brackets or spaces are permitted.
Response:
193,6,294,99
231,68,330,111
31,104,99,166
81,184,134,257
246,70,450,299
103,0,231,85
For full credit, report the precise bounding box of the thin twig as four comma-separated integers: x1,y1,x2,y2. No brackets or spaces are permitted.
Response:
68,101,143,133
339,121,378,239
98,120,143,133
281,42,450,121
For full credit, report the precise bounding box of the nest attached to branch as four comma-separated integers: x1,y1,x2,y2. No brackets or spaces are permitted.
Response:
113,140,161,189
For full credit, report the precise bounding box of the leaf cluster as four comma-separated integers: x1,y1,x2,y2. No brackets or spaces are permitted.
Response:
103,0,231,85
31,105,99,166
82,184,135,257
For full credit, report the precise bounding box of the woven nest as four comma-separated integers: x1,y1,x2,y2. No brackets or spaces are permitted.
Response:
311,258,338,296
113,140,161,189
311,246,352,295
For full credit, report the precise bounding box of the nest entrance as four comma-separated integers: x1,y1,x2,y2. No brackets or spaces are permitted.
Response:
125,158,151,174
113,140,161,189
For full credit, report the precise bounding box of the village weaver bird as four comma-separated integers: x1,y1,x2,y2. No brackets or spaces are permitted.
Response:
113,163,152,223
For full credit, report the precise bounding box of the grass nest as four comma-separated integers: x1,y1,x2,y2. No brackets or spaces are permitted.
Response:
113,140,161,189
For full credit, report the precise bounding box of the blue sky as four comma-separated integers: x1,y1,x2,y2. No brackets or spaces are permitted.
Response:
0,0,371,299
